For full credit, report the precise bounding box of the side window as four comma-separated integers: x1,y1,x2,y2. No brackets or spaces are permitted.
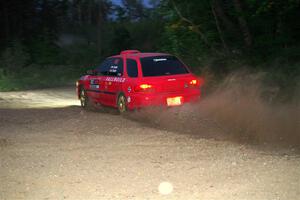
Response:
126,59,138,78
108,58,123,77
96,58,111,76
96,58,123,77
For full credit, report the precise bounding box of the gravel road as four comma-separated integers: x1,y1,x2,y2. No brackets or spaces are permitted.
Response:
0,87,299,200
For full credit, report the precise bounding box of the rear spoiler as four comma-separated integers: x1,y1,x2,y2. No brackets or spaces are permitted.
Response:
120,50,141,55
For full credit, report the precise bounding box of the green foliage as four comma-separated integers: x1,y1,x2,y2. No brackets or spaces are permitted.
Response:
0,0,299,100
160,25,205,70
0,41,30,73
61,43,100,67
127,20,164,51
29,37,62,65
0,64,78,91
0,39,86,91
111,25,133,54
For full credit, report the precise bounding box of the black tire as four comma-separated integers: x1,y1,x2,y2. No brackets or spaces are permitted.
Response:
79,88,94,110
117,94,127,114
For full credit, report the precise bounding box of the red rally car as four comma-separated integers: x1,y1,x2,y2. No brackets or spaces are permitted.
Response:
76,50,203,113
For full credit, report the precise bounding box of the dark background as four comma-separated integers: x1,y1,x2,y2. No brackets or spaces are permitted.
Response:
0,0,299,100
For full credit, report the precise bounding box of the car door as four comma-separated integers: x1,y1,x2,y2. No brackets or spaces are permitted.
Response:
102,57,125,106
123,58,139,108
89,58,112,105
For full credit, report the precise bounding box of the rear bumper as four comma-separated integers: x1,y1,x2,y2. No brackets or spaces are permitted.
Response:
127,89,201,110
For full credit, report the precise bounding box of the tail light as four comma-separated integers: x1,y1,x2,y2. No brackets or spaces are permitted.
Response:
188,79,200,88
188,78,204,88
189,79,198,85
134,84,154,92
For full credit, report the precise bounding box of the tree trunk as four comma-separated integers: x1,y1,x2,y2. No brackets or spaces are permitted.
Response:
211,0,229,53
77,2,82,25
97,3,103,55
3,1,10,40
87,0,93,25
213,0,236,33
233,0,252,48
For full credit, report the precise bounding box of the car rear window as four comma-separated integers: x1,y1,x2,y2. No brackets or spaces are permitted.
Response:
140,56,189,77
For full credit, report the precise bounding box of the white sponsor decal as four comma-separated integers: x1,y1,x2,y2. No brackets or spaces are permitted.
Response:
109,65,118,73
110,65,118,69
105,77,126,83
154,58,167,62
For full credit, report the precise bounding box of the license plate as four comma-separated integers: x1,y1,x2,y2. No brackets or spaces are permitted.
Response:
167,96,183,106
90,84,99,89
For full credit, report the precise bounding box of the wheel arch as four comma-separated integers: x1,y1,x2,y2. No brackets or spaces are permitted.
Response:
116,91,126,106
77,84,84,99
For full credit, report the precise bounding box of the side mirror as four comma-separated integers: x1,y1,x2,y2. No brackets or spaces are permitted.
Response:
86,69,96,75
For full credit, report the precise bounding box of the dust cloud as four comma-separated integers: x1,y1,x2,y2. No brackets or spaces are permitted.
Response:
129,72,300,146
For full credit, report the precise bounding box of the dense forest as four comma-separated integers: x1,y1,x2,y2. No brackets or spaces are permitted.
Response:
0,0,299,99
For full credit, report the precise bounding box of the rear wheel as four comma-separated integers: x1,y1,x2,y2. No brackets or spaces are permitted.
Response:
117,94,127,114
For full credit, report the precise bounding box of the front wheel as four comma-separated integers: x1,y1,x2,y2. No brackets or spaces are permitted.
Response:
79,88,94,110
117,94,127,114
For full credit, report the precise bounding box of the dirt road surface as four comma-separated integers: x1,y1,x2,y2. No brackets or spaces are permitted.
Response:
0,87,299,200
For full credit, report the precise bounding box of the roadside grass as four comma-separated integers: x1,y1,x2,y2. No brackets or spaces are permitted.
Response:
0,65,82,91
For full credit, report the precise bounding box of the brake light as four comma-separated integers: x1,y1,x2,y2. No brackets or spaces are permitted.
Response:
134,84,154,92
190,79,198,85
188,78,204,88
189,79,199,88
